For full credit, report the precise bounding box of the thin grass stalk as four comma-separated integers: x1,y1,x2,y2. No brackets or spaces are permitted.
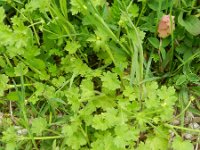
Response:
13,77,38,150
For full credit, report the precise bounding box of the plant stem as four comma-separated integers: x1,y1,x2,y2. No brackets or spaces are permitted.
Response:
136,1,146,26
169,3,175,71
80,125,91,146
19,135,64,140
172,95,192,121
165,124,200,133
8,84,33,89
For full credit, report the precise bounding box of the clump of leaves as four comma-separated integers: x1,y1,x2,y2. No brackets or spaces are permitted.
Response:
0,0,199,149
61,81,179,149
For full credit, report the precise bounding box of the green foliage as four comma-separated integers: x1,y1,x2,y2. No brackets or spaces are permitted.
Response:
64,41,81,54
0,0,199,149
2,127,17,150
59,81,178,149
101,71,121,91
62,123,87,149
14,62,28,76
178,12,200,36
31,117,47,136
70,0,85,15
172,137,194,150
137,136,168,150
0,74,9,96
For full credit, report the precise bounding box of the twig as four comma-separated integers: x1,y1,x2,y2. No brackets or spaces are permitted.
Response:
195,136,199,150
9,101,15,123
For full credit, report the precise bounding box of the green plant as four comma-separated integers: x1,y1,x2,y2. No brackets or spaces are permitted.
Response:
0,0,199,149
